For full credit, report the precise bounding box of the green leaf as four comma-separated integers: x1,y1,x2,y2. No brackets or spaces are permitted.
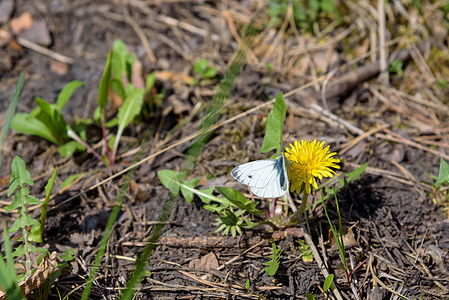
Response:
346,162,368,182
194,59,209,75
111,78,125,100
323,274,334,292
108,135,116,151
12,244,46,257
125,53,135,80
8,156,33,196
124,83,135,97
29,226,43,243
105,118,118,128
298,239,314,262
24,195,41,205
0,72,25,169
145,72,156,93
112,88,144,159
242,217,256,228
180,178,201,203
219,209,239,226
8,216,23,233
157,170,187,195
56,81,84,111
203,204,224,213
216,187,261,214
11,244,25,258
0,222,25,300
196,187,216,204
2,221,16,278
93,106,102,124
73,120,89,140
389,59,404,78
203,66,217,79
117,89,144,131
11,113,59,144
27,244,47,253
59,248,75,262
306,293,316,300
263,243,282,276
58,140,85,157
245,279,250,291
33,97,68,143
61,172,87,189
260,92,286,154
98,51,113,110
435,157,449,187
24,214,40,227
35,97,52,117
112,40,129,83
34,97,68,140
40,168,57,241
193,58,216,79
4,190,23,211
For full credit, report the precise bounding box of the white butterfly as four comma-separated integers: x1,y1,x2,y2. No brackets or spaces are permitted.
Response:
230,153,289,198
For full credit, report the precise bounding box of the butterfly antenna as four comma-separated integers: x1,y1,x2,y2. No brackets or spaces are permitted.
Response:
282,132,292,154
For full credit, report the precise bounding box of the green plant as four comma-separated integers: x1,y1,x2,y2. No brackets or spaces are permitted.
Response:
66,39,147,166
306,293,316,300
0,221,26,299
435,157,449,187
267,0,341,34
157,169,260,237
321,191,348,279
0,157,76,298
434,157,449,213
11,80,85,155
82,25,257,300
3,156,56,281
263,243,282,276
323,274,334,293
320,163,368,202
193,58,217,81
11,39,153,166
260,93,286,155
305,274,333,300
0,72,25,168
389,59,404,77
298,238,313,262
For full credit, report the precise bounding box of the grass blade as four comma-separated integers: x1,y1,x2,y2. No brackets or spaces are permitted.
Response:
80,130,153,300
0,221,26,300
0,72,25,168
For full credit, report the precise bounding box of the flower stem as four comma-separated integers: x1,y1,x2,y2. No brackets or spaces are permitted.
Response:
67,129,105,164
21,190,31,277
290,190,309,224
101,115,111,164
297,190,309,217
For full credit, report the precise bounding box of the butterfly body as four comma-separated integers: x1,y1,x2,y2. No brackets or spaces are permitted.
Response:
231,154,289,198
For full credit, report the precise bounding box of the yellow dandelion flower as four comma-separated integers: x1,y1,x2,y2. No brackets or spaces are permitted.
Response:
285,139,340,195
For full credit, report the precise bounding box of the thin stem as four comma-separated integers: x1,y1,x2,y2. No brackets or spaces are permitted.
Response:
67,129,105,164
291,190,309,223
21,190,31,277
111,127,122,166
298,190,309,217
300,222,343,300
101,115,111,164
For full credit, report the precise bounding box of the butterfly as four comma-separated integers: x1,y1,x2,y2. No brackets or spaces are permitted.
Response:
230,153,289,198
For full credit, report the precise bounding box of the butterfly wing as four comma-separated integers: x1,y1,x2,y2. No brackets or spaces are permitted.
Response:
231,155,289,198
250,155,289,198
231,159,278,189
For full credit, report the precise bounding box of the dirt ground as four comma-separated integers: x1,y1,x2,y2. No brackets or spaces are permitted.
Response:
1,0,449,299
